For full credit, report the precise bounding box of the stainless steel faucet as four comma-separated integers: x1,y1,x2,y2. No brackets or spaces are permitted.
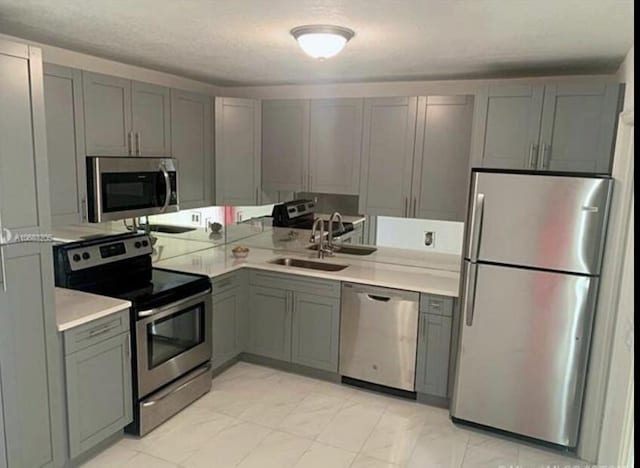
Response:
327,212,344,251
310,218,332,258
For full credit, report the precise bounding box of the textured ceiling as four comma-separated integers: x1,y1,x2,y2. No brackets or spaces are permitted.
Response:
0,0,634,86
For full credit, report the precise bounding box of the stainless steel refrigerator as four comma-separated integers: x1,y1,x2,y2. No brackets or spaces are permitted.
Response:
450,169,612,448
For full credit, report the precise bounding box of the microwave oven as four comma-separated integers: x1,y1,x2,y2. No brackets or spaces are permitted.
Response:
86,156,179,223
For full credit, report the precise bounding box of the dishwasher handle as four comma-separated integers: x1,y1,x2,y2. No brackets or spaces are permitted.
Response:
367,294,391,302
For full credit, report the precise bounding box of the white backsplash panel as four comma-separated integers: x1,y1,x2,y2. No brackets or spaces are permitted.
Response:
376,216,464,255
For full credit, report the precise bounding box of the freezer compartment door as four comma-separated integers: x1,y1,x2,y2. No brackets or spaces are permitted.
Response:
466,171,611,274
451,262,597,447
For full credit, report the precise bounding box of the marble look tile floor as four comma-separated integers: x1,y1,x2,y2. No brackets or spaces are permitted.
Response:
82,362,591,468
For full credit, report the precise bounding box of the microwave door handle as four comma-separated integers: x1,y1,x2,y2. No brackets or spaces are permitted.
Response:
159,164,171,212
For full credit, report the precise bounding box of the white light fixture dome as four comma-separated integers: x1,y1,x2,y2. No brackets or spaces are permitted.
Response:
291,25,355,59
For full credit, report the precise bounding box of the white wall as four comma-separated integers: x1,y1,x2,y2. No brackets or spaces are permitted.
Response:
376,217,464,255
617,45,634,111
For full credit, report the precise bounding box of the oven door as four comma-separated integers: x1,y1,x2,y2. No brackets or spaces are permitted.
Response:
136,290,211,398
87,156,179,222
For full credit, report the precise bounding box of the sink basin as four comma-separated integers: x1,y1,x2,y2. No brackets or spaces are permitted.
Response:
307,244,377,256
139,224,196,234
269,257,348,272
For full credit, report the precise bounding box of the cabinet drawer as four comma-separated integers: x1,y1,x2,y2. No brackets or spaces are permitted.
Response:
64,309,129,355
212,270,245,296
420,294,453,317
249,269,340,298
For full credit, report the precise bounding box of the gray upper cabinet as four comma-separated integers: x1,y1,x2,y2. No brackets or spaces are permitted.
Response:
65,330,132,458
472,82,621,173
247,285,291,361
471,84,544,170
215,98,261,205
291,292,340,372
412,96,474,221
262,99,309,192
44,64,87,225
309,99,363,195
538,83,621,173
359,97,417,217
83,71,133,156
83,71,171,157
131,81,171,156
171,90,214,209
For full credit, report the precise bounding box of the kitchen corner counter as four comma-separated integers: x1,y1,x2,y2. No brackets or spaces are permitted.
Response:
55,287,131,332
156,245,461,297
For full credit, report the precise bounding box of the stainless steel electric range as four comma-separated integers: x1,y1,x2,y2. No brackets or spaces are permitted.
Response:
53,232,212,436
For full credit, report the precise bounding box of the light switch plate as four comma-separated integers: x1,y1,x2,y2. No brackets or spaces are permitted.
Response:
424,231,435,248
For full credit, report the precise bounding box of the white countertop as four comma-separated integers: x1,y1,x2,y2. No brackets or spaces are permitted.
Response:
156,244,460,297
55,287,131,332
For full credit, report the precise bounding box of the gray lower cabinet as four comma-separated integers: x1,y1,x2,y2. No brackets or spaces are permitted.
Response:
43,63,87,225
211,272,247,368
291,292,340,372
247,271,341,372
171,89,214,209
63,311,132,459
415,294,454,398
215,97,261,205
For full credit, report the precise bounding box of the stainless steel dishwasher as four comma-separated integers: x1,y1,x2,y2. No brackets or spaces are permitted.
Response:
339,282,419,391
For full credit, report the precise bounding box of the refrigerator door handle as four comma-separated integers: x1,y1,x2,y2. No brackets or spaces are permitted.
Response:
468,193,485,261
462,262,478,326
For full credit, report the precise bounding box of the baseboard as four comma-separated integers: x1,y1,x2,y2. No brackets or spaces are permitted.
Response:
240,353,341,383
416,392,449,408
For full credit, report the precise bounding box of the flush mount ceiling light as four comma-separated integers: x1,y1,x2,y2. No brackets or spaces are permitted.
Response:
291,25,355,59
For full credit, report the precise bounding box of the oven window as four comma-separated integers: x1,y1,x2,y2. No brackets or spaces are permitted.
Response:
101,171,166,213
146,303,205,369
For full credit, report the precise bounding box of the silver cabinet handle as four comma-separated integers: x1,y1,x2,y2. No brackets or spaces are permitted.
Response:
463,262,479,326
255,186,259,205
404,197,408,217
80,196,87,222
0,246,6,293
468,193,485,262
135,132,141,156
539,143,549,170
127,132,133,155
528,142,539,169
88,323,114,337
413,197,417,218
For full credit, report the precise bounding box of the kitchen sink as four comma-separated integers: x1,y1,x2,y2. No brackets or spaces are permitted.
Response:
139,224,197,234
268,257,349,272
307,244,377,255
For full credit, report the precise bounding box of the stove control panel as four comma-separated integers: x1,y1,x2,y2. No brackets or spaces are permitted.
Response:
64,234,153,271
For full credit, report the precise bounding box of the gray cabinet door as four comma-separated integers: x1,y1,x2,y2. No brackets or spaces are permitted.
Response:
215,98,261,205
538,83,621,173
309,99,363,195
131,81,171,156
212,286,244,368
472,84,544,170
82,71,132,156
44,64,87,225
171,90,213,209
412,96,474,221
0,362,7,468
262,99,309,192
291,292,340,372
359,97,417,217
65,332,132,458
0,50,51,237
415,312,452,397
247,285,291,361
0,243,64,468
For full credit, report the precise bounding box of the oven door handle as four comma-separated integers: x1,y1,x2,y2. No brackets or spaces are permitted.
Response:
159,163,171,213
138,288,211,319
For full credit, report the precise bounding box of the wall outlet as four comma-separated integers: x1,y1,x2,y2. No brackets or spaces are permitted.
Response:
424,231,436,248
191,211,202,225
